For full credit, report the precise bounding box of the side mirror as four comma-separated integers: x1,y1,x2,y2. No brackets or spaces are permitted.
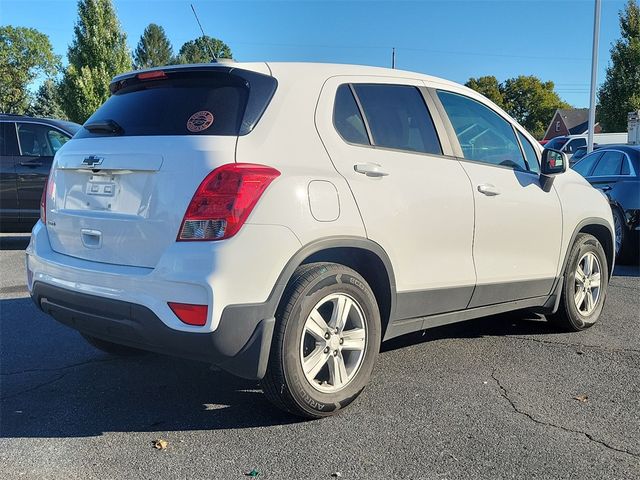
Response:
541,148,568,175
540,149,568,192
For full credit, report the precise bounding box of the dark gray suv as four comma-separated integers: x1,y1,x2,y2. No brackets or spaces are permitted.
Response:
0,114,80,232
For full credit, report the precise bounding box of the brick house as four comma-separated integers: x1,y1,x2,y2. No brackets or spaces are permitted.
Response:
542,108,601,141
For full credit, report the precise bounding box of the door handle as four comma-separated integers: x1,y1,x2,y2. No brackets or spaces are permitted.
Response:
19,161,43,167
599,185,612,192
477,184,501,196
354,163,389,177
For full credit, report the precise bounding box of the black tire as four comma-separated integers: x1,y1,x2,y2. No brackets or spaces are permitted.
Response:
261,262,381,419
548,233,609,332
81,334,147,356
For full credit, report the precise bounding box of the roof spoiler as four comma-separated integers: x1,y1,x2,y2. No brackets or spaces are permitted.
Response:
109,64,239,94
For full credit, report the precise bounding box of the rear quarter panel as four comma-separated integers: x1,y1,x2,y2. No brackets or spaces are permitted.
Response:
235,64,366,244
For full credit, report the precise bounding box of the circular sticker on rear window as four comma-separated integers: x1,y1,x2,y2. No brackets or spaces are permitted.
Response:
187,111,214,132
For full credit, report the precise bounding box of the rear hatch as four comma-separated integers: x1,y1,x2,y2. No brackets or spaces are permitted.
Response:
46,65,277,268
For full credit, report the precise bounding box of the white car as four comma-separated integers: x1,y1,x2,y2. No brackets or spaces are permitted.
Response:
26,62,614,418
546,132,629,162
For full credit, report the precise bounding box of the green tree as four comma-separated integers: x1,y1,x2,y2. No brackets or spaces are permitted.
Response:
466,74,570,139
60,0,132,123
133,23,173,69
176,35,232,64
26,79,66,119
598,0,640,132
501,76,571,139
465,76,505,108
0,26,60,114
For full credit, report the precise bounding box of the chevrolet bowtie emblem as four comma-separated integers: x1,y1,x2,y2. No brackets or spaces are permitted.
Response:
82,155,104,166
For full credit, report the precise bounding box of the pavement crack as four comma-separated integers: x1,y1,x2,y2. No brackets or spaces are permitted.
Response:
0,372,69,401
491,369,639,459
505,335,640,356
1,357,117,376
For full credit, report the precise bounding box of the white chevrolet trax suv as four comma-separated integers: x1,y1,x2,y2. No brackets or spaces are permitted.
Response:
27,63,614,418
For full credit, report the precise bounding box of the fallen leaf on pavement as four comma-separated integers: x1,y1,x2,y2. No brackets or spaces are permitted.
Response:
574,394,589,403
244,468,260,477
152,439,168,450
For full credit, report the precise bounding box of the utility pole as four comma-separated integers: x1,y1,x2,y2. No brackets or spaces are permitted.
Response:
587,0,601,153
391,47,396,69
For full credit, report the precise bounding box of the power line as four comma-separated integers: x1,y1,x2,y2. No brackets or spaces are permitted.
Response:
227,40,590,62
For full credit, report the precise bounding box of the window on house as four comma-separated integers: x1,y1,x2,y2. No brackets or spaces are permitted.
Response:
555,121,560,132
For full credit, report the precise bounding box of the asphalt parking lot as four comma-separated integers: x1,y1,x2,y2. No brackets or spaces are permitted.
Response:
1,232,639,479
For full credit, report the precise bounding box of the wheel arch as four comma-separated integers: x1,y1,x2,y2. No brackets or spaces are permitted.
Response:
270,237,397,335
564,218,615,278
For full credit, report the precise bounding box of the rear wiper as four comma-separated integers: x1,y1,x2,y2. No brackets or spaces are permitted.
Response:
84,119,124,135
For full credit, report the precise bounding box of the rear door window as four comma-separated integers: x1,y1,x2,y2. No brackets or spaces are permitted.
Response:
0,122,20,156
572,151,603,177
47,130,71,154
621,156,632,175
591,151,625,176
17,123,67,157
333,84,370,145
352,84,442,155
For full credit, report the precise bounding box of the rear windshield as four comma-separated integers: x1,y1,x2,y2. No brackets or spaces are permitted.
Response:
76,69,276,138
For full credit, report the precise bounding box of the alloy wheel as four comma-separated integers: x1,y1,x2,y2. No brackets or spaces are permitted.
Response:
299,293,367,393
574,252,602,316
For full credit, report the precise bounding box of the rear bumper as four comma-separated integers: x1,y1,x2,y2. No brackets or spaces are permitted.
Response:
31,282,275,379
25,220,303,379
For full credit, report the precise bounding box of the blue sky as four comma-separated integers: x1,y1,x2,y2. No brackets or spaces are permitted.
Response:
1,0,628,107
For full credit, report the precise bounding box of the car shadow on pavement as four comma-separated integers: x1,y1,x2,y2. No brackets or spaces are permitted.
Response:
0,295,554,439
2,260,637,439
613,263,640,277
0,297,301,439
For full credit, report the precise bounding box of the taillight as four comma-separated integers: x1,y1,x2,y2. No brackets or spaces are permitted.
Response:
40,184,46,223
40,175,53,223
177,163,280,241
168,302,208,326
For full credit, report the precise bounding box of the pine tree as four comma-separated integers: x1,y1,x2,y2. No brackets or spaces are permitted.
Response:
598,0,640,132
27,79,66,119
176,36,232,64
133,24,173,69
60,0,132,123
